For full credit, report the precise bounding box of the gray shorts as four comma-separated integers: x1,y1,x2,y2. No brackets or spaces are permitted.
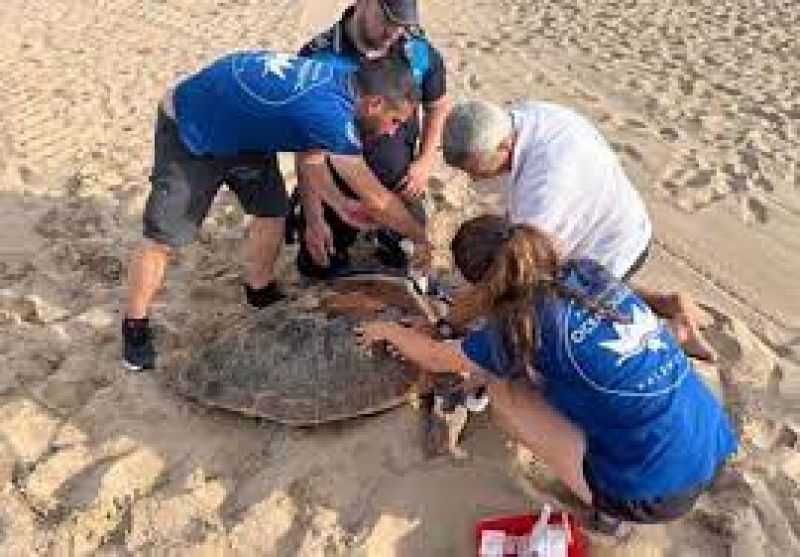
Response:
143,109,288,247
584,458,703,523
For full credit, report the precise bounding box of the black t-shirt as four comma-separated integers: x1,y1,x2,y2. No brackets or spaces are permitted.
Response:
298,6,447,182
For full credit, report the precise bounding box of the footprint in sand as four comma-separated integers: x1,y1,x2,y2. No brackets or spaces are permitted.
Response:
610,141,644,162
33,442,166,555
73,242,124,285
673,303,800,552
696,303,781,422
34,200,106,241
659,127,682,142
621,143,644,162
623,118,649,130
741,195,769,225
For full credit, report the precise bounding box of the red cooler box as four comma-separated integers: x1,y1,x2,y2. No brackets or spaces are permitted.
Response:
475,508,585,557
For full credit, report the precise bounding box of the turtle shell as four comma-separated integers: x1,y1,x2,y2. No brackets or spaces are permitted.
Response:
174,276,432,425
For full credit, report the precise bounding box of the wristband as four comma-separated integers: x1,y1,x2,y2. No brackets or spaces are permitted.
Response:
435,318,456,340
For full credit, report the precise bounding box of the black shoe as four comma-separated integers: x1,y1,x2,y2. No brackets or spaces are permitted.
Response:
296,247,351,281
373,230,408,270
244,282,286,308
122,317,156,371
284,190,303,245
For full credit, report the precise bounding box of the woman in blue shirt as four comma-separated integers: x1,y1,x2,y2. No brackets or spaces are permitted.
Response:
357,214,737,526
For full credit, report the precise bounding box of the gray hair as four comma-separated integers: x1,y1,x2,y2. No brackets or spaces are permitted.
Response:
443,99,513,167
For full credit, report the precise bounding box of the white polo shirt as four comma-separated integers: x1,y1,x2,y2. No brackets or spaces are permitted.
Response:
504,102,652,279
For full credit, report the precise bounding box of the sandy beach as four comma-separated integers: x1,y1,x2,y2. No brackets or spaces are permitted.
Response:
1,0,798,555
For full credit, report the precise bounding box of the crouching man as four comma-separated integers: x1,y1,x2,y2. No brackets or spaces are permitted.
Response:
123,51,429,371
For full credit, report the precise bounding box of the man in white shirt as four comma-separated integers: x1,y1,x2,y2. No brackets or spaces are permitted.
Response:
442,99,713,360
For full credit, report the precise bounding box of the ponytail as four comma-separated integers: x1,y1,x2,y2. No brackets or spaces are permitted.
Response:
452,216,559,371
451,215,626,373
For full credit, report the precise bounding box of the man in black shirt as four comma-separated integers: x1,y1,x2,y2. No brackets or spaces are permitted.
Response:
292,0,451,277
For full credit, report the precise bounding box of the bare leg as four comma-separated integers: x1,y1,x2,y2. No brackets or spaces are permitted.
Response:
489,379,593,505
244,216,284,288
125,239,171,319
635,287,716,362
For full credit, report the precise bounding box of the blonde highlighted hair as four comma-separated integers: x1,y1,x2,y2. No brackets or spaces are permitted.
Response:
451,215,625,372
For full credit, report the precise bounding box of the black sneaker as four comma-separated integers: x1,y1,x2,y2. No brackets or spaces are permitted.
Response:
122,317,156,371
296,246,351,281
373,230,409,270
244,282,286,309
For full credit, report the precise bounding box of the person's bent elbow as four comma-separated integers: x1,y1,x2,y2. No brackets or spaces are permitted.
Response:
359,188,394,213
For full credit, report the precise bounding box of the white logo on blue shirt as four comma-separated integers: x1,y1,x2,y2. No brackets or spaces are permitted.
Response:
231,51,335,107
599,305,667,365
345,121,361,149
562,289,687,398
262,52,295,79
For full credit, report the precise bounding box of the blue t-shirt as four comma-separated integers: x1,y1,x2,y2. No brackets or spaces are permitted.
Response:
173,50,362,157
462,259,737,501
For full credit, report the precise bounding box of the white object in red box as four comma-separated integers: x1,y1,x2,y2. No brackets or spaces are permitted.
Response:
478,505,569,557
475,509,583,557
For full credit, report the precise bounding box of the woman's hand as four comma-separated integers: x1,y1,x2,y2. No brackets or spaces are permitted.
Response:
399,315,436,336
354,321,407,362
354,321,393,346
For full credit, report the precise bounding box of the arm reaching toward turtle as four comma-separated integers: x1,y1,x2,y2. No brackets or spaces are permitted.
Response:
327,153,429,246
296,150,379,232
355,320,487,381
297,150,432,268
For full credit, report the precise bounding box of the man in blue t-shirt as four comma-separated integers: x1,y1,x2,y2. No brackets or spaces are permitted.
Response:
290,0,452,278
122,50,429,371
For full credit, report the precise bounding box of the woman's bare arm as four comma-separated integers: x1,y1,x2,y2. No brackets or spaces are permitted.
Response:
357,320,487,381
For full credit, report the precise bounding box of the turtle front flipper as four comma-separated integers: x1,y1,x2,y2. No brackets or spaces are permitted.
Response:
418,377,470,460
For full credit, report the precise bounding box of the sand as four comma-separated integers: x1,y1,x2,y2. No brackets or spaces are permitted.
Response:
1,0,798,555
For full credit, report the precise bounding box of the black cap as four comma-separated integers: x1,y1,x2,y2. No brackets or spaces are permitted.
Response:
379,0,419,27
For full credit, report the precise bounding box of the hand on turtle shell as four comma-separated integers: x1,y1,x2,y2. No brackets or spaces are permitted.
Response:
354,321,390,346
355,323,406,362
385,343,407,362
399,315,436,336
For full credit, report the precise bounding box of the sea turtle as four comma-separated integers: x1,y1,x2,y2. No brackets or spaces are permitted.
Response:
174,275,441,426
